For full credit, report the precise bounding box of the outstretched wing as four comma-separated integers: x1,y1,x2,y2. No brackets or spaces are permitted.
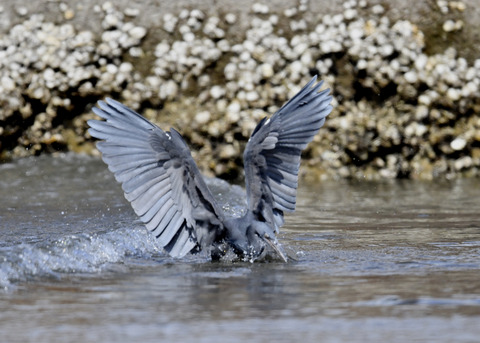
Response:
243,76,332,231
88,99,225,258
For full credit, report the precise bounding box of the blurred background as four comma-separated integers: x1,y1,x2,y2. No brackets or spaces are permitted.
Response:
1,0,479,181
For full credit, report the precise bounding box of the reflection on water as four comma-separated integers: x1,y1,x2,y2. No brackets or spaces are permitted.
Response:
0,154,479,342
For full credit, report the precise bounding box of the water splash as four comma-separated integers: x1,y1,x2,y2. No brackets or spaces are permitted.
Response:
0,169,250,290
0,226,163,290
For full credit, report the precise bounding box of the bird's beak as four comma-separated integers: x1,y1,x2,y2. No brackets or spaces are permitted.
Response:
262,234,288,262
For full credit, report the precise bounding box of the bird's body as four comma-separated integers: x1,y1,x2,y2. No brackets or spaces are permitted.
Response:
88,76,333,262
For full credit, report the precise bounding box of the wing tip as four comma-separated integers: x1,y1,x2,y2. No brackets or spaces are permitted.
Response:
308,74,333,100
97,100,107,109
105,97,118,107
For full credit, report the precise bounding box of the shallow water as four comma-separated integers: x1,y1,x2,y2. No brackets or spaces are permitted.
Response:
1,154,479,342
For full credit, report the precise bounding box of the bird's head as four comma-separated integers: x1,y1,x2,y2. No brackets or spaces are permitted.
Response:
224,217,287,262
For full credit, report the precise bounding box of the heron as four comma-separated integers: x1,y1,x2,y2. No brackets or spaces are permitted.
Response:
88,75,333,262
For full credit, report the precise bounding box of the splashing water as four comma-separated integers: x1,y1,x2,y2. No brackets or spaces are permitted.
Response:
0,154,248,289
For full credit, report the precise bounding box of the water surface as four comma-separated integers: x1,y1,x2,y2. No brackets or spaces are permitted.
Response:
1,154,479,342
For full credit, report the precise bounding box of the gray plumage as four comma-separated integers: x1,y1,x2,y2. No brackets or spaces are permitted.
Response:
88,76,333,262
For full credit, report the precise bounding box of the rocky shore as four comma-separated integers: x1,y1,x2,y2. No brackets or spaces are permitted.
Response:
0,0,479,181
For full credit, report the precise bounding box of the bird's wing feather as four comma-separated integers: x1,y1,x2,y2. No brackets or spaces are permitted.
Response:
243,76,332,231
88,98,225,258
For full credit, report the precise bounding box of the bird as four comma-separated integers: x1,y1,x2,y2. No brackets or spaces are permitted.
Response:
88,75,333,262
